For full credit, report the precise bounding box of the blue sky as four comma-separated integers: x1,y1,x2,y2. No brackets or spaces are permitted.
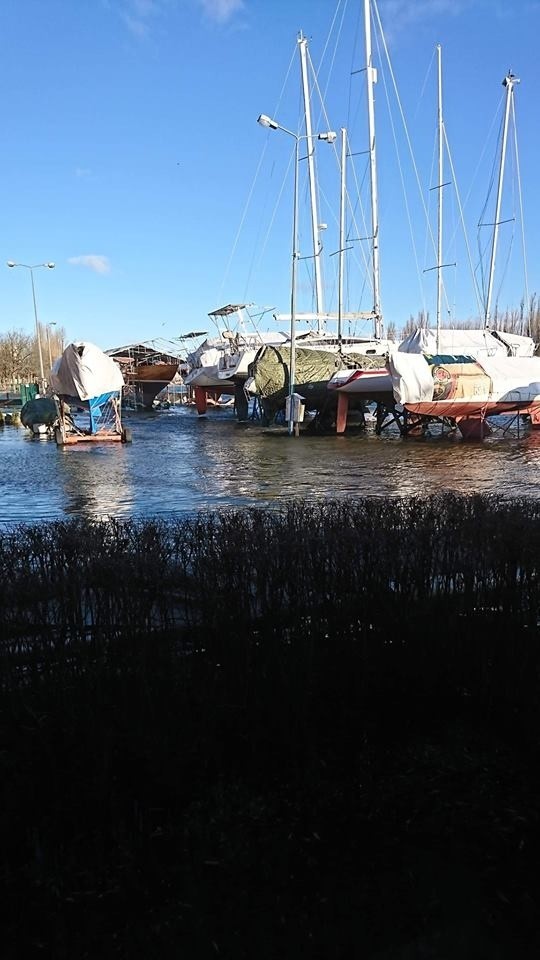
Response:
1,0,539,352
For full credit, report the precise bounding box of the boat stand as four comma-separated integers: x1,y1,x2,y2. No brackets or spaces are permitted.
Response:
55,394,132,446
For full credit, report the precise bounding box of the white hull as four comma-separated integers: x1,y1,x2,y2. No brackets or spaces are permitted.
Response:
328,367,392,395
218,349,256,381
217,332,287,382
185,314,287,393
184,365,222,390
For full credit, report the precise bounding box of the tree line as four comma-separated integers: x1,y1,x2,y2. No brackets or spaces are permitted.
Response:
397,293,540,343
0,325,66,387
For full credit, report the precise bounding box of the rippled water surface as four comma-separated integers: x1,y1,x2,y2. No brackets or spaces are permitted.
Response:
2,405,540,524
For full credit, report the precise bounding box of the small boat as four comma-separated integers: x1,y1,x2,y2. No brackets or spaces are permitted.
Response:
127,360,180,409
106,341,184,409
50,341,131,445
20,396,60,438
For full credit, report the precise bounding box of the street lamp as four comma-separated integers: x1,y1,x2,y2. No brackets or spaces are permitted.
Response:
46,322,57,373
6,261,55,394
257,115,336,436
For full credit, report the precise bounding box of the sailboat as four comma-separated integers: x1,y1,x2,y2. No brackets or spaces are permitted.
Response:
327,25,537,440
325,0,399,432
388,64,540,439
183,304,287,417
247,24,395,426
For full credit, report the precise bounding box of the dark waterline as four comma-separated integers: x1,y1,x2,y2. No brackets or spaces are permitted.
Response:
2,405,540,523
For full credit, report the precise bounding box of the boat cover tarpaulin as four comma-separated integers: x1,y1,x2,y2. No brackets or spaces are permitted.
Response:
185,338,226,368
397,327,535,359
389,351,434,405
478,356,540,401
490,330,536,357
389,351,540,405
20,396,58,428
250,345,390,411
251,346,343,405
50,342,124,401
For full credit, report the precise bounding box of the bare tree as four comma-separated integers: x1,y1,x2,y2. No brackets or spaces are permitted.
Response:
400,310,430,339
0,329,36,385
386,321,397,342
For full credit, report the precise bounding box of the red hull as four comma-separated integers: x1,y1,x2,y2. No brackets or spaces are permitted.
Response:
404,399,540,419
127,363,179,408
403,399,540,439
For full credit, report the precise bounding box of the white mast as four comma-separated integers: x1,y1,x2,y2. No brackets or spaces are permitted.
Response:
298,33,325,330
338,128,347,342
436,43,443,352
484,71,520,328
363,0,382,339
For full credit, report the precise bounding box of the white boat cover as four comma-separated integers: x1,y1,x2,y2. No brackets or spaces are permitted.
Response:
389,350,540,405
183,346,223,388
398,327,535,359
490,330,536,357
50,342,124,401
389,351,434,405
185,337,225,368
479,356,540,401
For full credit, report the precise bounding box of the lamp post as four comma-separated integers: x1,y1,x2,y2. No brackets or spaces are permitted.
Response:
6,261,55,394
257,115,336,436
46,322,57,373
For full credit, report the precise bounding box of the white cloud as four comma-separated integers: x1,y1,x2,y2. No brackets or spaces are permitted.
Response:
198,0,245,24
113,0,245,37
68,255,111,275
379,0,468,36
119,0,165,37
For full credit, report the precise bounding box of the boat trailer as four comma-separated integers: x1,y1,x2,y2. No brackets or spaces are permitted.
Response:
55,392,132,446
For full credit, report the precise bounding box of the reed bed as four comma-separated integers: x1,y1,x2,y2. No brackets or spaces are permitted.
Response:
3,494,540,958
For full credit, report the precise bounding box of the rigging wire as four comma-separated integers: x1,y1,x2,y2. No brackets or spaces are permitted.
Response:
372,0,490,328
419,48,456,326
315,0,349,114
342,19,372,317
442,126,484,319
414,46,437,124
311,33,374,320
305,7,374,322
425,105,438,301
512,95,531,331
304,45,330,314
493,135,516,317
372,2,428,320
218,41,298,307
476,104,505,308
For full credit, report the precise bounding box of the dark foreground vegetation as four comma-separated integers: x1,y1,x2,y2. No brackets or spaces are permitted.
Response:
3,494,540,958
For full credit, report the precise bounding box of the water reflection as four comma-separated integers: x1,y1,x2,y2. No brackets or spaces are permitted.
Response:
2,405,540,524
56,443,135,519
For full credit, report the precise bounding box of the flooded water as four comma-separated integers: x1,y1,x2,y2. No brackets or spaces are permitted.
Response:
2,405,540,524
